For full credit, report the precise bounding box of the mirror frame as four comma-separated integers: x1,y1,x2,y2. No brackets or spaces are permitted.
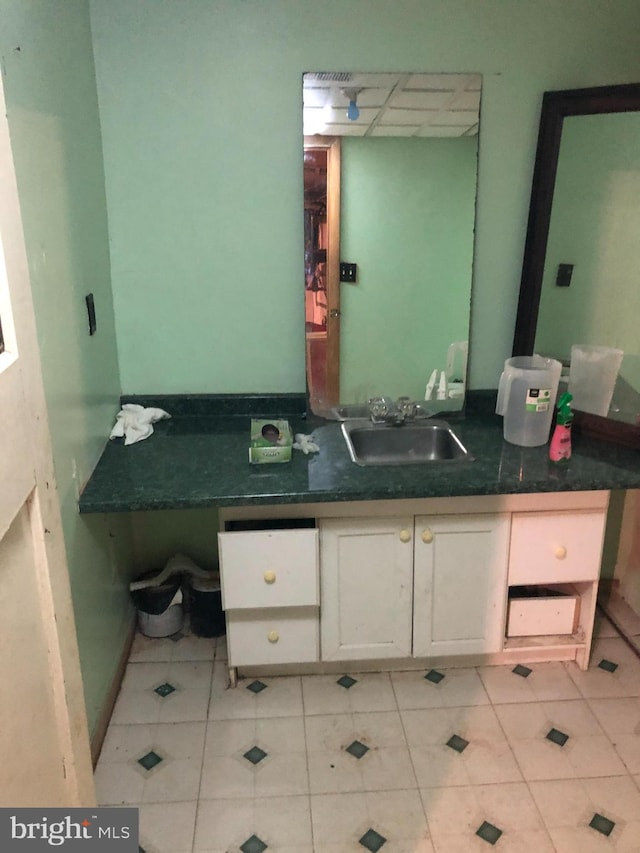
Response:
512,82,640,448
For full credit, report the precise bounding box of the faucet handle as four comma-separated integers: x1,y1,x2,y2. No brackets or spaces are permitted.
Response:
368,396,392,422
396,397,417,419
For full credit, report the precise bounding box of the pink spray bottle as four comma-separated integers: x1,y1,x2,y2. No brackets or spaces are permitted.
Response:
549,392,573,463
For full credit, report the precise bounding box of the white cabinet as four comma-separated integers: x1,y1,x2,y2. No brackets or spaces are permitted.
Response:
319,517,414,661
413,514,511,657
218,491,610,675
320,513,510,661
218,526,319,667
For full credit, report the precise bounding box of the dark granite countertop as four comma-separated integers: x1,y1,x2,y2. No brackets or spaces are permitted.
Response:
78,394,640,514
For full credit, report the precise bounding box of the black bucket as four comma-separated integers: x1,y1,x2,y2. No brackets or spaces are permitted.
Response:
187,576,225,638
131,572,181,615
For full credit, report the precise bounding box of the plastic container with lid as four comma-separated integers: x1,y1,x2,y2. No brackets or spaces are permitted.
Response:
496,355,562,447
569,344,623,417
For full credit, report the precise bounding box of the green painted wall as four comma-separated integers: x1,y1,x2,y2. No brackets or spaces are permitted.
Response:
535,112,640,390
0,0,134,734
2,0,640,735
340,136,476,403
89,0,640,395
130,509,219,576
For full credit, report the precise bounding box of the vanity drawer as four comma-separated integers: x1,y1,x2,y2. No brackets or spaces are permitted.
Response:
507,586,580,637
508,510,606,586
218,528,319,609
226,608,319,666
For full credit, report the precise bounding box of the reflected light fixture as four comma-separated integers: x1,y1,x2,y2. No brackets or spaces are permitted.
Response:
343,88,362,121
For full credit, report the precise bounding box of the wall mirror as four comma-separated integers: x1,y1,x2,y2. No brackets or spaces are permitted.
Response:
513,82,640,447
302,72,481,418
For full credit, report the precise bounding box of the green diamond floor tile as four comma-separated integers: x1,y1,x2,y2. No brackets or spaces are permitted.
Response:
512,664,532,678
137,751,163,771
446,734,469,753
337,674,357,689
154,682,176,698
476,821,502,844
240,834,268,853
589,813,615,837
243,746,268,765
246,680,268,693
598,659,618,673
546,727,569,747
346,740,369,759
424,669,445,684
359,828,386,851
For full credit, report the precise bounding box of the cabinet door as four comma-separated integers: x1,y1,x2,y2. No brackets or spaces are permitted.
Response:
320,517,413,660
413,514,510,657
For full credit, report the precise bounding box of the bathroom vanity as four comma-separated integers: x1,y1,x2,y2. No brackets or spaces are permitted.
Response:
78,394,640,683
218,490,607,683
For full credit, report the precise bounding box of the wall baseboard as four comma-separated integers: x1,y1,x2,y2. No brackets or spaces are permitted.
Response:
90,613,137,768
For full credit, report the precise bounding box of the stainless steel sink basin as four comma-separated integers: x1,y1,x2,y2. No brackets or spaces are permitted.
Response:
341,418,473,466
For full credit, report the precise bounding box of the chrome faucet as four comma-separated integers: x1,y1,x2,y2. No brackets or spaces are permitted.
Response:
368,396,419,425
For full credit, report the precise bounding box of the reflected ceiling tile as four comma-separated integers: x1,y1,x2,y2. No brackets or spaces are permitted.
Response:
323,123,368,136
405,72,467,90
381,108,433,125
303,89,330,108
303,71,482,138
326,106,379,123
453,90,482,110
347,72,403,88
356,88,392,107
390,91,454,110
464,74,483,91
370,126,421,137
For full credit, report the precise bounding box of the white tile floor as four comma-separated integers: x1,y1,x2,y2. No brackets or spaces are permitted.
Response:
95,611,640,852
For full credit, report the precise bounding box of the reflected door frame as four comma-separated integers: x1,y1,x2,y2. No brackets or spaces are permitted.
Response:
304,136,341,411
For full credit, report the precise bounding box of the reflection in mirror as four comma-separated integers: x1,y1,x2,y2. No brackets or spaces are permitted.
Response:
302,72,481,419
513,83,640,446
534,111,640,422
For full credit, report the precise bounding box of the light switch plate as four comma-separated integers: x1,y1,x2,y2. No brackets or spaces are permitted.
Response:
340,262,357,283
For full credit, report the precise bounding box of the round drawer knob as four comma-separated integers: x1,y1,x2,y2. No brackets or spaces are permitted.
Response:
267,630,279,643
422,528,434,544
399,528,412,543
264,570,276,584
555,546,567,560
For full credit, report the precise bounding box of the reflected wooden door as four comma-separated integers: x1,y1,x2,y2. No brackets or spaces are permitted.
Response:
304,137,340,413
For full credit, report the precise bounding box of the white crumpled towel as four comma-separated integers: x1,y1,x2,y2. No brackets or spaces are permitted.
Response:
109,404,171,445
293,433,320,454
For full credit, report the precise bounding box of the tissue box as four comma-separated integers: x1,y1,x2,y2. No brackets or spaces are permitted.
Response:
249,419,293,464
